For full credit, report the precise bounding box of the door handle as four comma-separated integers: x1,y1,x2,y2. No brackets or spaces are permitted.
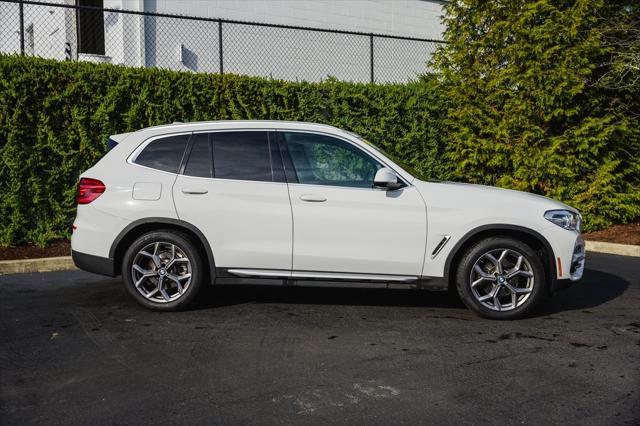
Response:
299,194,327,202
181,187,208,195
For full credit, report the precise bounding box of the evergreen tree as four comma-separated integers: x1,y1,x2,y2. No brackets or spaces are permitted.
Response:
433,0,639,230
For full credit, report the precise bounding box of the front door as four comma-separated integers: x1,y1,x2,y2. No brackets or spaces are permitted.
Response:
281,131,427,278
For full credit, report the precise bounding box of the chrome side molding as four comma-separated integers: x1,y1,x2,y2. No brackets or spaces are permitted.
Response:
227,268,418,283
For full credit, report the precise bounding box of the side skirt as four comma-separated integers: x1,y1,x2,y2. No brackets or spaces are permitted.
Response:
214,268,448,291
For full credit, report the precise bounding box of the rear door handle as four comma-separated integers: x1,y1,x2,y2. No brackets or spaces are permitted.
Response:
299,194,327,202
181,187,208,195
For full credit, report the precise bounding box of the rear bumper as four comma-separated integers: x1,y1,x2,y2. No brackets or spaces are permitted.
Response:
72,250,116,277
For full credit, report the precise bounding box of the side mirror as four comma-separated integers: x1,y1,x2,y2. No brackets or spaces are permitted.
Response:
373,167,402,190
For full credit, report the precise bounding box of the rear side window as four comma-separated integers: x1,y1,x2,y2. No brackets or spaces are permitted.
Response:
134,134,189,173
212,131,272,182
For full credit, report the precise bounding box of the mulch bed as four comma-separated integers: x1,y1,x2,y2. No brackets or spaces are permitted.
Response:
0,223,638,261
0,240,71,261
583,222,640,246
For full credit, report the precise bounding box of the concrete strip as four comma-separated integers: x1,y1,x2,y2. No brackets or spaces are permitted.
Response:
585,240,640,257
0,256,77,275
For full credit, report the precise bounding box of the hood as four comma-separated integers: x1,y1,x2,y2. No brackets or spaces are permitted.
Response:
422,180,577,212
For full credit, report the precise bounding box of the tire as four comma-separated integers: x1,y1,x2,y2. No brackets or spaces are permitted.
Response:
455,237,547,320
121,230,206,311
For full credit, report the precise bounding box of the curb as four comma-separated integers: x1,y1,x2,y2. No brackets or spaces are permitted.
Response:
0,256,76,275
584,240,640,257
1,241,638,275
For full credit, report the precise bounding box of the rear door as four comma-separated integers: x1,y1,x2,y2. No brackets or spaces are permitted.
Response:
172,130,292,272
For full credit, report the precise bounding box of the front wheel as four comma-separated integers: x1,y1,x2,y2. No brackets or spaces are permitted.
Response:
455,237,547,319
121,230,206,311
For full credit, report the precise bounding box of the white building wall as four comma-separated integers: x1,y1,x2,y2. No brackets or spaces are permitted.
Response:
0,0,445,83
144,0,445,40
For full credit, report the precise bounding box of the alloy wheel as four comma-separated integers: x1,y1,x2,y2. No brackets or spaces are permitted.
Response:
131,242,192,303
469,248,535,312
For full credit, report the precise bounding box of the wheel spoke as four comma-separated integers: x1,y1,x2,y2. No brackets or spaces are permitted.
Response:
484,253,503,274
506,256,524,278
132,264,156,287
497,250,508,274
135,274,155,287
160,288,171,301
166,256,188,269
478,284,499,302
474,264,495,280
145,288,159,299
166,273,190,294
472,277,486,288
157,276,171,301
132,264,154,276
493,292,502,311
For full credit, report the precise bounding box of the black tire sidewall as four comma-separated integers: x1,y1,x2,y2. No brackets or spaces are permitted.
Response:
121,230,205,311
456,237,546,320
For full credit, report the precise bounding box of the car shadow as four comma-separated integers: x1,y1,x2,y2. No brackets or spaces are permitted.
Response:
191,266,630,317
537,268,630,316
192,284,466,311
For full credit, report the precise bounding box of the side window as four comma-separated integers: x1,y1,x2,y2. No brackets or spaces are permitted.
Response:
134,134,189,173
212,131,272,182
183,133,213,178
282,132,382,188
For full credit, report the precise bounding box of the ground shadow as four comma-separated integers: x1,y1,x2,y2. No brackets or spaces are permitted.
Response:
538,268,630,316
192,266,630,316
192,283,464,311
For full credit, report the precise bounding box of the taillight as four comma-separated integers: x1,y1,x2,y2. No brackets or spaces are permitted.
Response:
77,178,105,204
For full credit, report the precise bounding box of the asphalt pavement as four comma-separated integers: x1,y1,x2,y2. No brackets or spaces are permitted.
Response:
1,252,639,425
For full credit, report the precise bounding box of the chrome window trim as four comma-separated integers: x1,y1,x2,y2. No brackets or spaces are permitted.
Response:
127,126,412,187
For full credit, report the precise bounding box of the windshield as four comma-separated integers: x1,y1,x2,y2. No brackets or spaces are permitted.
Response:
345,131,431,181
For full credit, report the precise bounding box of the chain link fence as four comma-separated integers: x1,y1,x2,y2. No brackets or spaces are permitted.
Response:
0,0,443,83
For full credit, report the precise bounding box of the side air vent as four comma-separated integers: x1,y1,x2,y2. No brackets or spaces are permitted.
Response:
431,235,451,259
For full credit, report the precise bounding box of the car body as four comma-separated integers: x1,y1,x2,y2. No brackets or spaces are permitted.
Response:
71,121,585,318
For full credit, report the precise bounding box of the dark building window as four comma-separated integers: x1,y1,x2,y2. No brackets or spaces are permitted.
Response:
77,0,105,55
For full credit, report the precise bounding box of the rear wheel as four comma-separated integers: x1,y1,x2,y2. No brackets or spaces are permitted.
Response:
122,230,205,311
455,237,546,319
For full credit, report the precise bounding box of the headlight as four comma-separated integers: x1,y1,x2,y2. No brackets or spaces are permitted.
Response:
544,209,582,232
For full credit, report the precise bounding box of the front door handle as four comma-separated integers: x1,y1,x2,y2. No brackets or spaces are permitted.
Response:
181,187,208,195
299,194,327,202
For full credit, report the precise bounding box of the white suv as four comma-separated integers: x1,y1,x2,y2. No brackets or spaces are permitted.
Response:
71,121,585,319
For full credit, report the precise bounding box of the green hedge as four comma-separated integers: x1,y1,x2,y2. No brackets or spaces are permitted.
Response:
1,54,638,247
0,55,446,246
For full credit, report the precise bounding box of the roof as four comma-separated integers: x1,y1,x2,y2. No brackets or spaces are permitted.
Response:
139,120,342,133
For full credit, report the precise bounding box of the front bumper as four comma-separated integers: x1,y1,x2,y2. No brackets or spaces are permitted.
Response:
569,236,586,281
72,250,116,277
550,236,585,293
